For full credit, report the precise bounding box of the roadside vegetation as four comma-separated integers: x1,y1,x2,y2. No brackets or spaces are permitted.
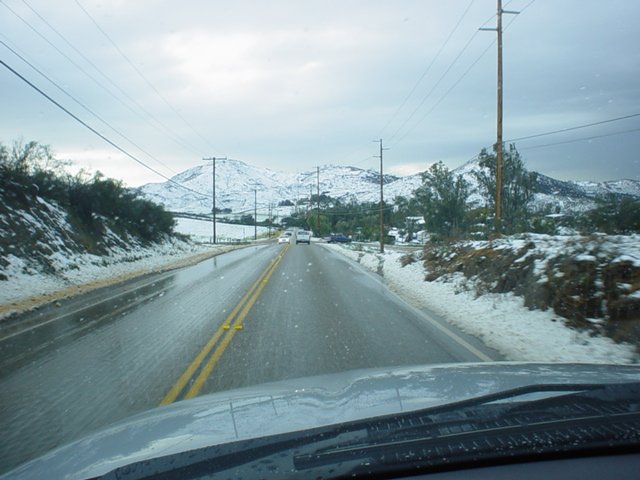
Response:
281,143,640,328
282,143,640,242
0,139,176,251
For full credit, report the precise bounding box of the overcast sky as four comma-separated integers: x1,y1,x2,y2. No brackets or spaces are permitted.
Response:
1,0,639,187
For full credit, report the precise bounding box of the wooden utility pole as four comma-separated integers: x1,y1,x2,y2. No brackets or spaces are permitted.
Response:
203,157,216,243
203,157,227,243
378,139,384,253
374,139,388,253
480,0,518,233
496,0,504,231
254,189,257,240
316,166,320,235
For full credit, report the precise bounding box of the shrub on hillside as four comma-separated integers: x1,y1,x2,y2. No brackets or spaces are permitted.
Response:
1,139,175,243
584,194,640,234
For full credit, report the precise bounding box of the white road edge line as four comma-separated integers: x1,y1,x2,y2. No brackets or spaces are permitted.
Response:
319,243,495,362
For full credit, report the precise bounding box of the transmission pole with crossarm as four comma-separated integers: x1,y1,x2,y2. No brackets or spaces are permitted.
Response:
479,0,518,234
203,156,227,243
374,139,389,253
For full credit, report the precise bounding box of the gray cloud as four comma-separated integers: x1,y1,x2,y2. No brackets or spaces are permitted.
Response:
1,0,638,186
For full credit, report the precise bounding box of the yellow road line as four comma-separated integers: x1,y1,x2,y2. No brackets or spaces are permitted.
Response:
183,244,288,400
159,244,288,405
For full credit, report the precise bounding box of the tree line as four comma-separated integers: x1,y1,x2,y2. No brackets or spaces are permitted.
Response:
283,144,639,241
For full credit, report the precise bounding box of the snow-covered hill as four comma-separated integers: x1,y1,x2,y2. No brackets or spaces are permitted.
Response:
138,158,639,216
139,159,418,216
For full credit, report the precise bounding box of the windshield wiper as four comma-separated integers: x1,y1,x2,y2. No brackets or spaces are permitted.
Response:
293,381,640,472
97,382,640,479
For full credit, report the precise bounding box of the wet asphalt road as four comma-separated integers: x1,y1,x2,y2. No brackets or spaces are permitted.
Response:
0,240,499,474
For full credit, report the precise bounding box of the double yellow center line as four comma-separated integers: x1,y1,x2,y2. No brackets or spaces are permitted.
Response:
160,244,290,405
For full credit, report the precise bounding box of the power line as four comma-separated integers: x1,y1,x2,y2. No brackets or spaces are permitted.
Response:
379,0,475,138
392,38,495,147
391,1,534,148
384,2,515,145
314,204,396,217
517,127,640,151
0,57,211,199
1,0,203,158
451,122,640,173
388,28,482,144
73,0,217,154
18,0,181,170
506,112,640,142
0,38,178,177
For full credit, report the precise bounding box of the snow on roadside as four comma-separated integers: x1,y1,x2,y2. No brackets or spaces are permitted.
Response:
323,243,637,364
174,217,270,242
0,238,233,317
1,217,267,315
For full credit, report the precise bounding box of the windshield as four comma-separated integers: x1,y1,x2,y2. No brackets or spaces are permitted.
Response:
1,0,639,476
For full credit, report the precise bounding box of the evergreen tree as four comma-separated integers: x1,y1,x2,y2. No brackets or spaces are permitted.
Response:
414,162,469,238
587,194,640,234
474,144,538,233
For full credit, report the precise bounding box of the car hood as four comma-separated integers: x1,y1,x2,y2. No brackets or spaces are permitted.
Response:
4,362,640,479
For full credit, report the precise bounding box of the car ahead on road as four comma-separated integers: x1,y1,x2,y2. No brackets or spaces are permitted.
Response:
328,233,351,243
5,363,640,479
295,230,311,244
278,235,290,244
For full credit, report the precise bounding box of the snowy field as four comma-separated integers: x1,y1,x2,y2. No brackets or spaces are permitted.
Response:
174,217,270,243
322,243,638,364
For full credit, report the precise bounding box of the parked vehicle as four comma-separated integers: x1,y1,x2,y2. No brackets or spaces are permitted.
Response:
328,233,351,243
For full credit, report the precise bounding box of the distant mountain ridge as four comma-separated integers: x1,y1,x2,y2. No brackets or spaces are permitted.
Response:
138,158,640,216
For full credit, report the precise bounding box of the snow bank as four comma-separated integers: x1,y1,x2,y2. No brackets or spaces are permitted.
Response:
0,211,264,316
0,239,234,316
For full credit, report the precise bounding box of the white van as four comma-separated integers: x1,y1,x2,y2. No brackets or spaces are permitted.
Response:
296,230,311,244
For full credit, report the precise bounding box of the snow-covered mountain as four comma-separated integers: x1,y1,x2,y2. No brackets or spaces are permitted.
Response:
139,158,417,215
138,158,639,216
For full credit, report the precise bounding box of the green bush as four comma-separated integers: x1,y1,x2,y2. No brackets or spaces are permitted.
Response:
586,194,640,234
1,139,176,244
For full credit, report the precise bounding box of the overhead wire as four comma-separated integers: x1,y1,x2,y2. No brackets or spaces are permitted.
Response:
517,127,640,151
390,0,537,149
0,38,179,178
347,2,481,173
392,38,495,147
0,57,211,198
1,0,204,159
384,5,506,146
72,0,217,154
378,0,476,138
506,112,640,143
452,113,640,168
387,29,482,144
